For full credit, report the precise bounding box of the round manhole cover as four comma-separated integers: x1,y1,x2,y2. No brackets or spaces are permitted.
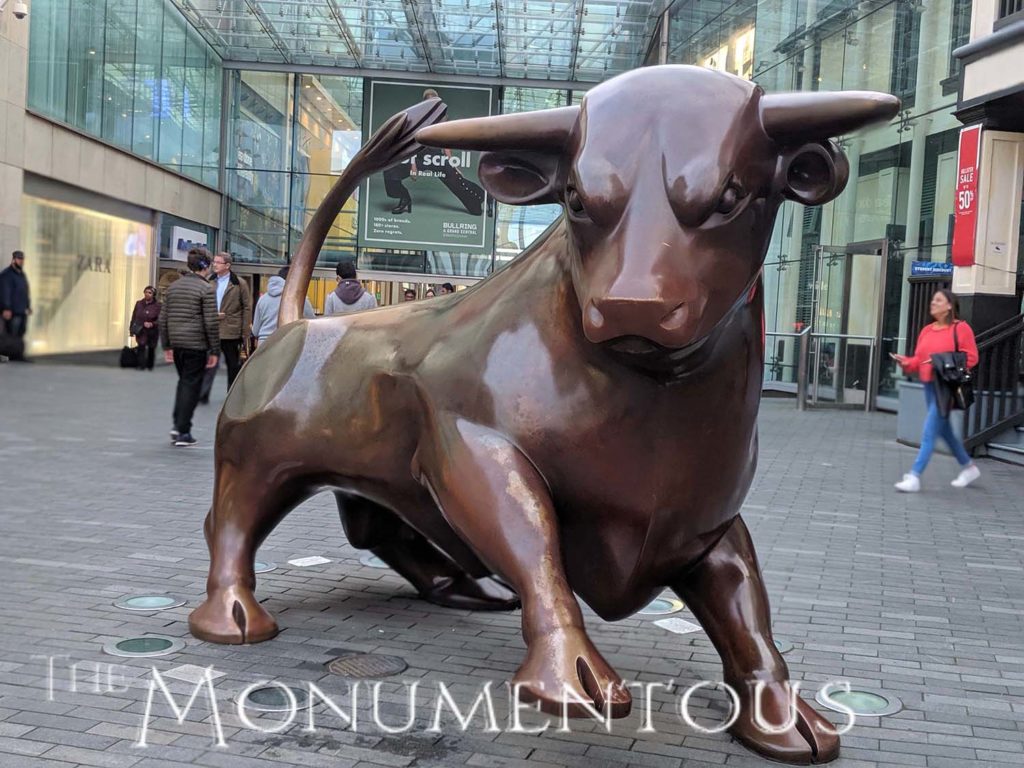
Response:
327,653,408,679
815,687,903,717
103,636,185,658
114,595,186,611
774,638,794,654
240,685,310,712
638,597,685,616
359,553,389,569
254,561,276,574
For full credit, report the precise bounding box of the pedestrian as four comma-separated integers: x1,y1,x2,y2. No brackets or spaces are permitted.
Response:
439,282,455,295
129,285,161,370
251,266,315,347
403,287,417,302
198,252,253,404
424,288,436,298
0,250,31,361
159,248,219,447
891,289,981,491
324,260,377,316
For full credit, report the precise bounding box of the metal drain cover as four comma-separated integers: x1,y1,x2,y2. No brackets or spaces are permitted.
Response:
638,597,685,616
774,638,794,654
103,636,185,658
359,553,389,569
327,653,407,679
815,686,903,717
114,595,186,611
240,685,310,712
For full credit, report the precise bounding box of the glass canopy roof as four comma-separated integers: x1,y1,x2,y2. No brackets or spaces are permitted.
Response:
168,0,667,82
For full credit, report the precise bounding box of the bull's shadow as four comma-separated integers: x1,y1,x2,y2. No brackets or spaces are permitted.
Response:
189,67,899,765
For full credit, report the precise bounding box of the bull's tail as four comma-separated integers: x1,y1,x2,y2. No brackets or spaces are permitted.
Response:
279,97,447,327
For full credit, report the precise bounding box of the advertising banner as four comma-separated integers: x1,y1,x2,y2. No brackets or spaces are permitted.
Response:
951,125,982,268
359,80,496,254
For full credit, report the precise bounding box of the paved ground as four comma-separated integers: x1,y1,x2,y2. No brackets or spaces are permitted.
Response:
1,362,1023,768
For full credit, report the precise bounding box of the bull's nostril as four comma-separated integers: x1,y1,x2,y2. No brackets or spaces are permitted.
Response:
586,302,605,329
660,302,689,332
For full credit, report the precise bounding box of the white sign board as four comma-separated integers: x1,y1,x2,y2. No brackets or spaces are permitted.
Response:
171,226,208,262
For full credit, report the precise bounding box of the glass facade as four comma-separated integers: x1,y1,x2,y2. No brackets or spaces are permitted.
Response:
20,196,153,356
28,0,223,186
19,0,987,361
666,0,972,405
223,75,588,276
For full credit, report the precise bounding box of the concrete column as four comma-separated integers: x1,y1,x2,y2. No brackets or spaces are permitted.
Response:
0,5,29,261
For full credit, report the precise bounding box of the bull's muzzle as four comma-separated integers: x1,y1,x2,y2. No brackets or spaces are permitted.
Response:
584,294,708,349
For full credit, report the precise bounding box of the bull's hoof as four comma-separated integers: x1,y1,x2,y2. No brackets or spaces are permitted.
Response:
421,575,520,612
189,585,279,645
513,627,632,719
729,684,840,764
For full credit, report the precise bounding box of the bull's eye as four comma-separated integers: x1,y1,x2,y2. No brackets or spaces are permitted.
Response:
715,184,745,215
566,187,586,216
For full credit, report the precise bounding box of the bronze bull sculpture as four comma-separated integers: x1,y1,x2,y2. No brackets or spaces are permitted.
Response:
190,65,899,764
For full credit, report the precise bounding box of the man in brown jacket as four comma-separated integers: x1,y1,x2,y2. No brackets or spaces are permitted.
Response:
199,251,253,403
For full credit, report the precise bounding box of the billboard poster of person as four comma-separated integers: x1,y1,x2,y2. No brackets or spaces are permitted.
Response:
358,81,496,254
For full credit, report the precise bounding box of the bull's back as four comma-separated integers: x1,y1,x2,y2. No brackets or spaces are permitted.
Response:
217,311,427,489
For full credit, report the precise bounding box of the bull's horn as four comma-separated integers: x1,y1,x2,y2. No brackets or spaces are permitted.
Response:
761,91,901,142
416,106,580,151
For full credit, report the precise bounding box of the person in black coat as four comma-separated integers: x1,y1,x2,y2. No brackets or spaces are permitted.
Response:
130,286,161,370
0,251,31,361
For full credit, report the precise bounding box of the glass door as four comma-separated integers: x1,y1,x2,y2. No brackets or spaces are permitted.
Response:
809,241,888,409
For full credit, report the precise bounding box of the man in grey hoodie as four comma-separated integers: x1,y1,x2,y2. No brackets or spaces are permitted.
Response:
251,266,315,346
325,261,378,316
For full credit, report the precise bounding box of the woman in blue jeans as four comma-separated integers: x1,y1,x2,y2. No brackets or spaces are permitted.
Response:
891,289,980,492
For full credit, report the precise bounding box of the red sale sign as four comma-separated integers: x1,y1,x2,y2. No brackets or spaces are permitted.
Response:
951,125,982,267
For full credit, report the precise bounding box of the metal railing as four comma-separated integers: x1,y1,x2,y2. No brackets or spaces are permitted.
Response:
765,329,880,411
764,329,811,410
999,0,1024,21
963,314,1024,452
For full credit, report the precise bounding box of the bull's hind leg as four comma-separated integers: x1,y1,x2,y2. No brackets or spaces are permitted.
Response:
336,492,519,611
189,460,312,645
669,516,840,764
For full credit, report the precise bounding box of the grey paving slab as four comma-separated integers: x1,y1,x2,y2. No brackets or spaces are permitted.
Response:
1,363,1024,767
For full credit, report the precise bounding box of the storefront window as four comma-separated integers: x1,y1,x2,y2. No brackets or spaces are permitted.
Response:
20,196,152,356
495,87,567,266
289,74,363,263
27,0,222,185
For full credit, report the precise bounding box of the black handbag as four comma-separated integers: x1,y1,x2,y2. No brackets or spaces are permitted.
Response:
930,322,974,412
119,345,139,368
0,330,25,360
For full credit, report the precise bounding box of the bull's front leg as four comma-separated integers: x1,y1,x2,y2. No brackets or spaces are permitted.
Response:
670,516,840,764
416,416,631,718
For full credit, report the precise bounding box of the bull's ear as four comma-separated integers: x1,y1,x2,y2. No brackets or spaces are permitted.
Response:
478,150,562,206
777,139,850,206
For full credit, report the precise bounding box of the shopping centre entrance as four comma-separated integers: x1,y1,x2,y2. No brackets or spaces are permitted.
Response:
806,240,889,411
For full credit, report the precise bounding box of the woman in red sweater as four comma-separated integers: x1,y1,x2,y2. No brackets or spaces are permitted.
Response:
891,289,980,492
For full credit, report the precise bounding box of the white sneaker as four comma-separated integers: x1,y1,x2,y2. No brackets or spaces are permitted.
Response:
895,473,920,492
951,464,981,488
